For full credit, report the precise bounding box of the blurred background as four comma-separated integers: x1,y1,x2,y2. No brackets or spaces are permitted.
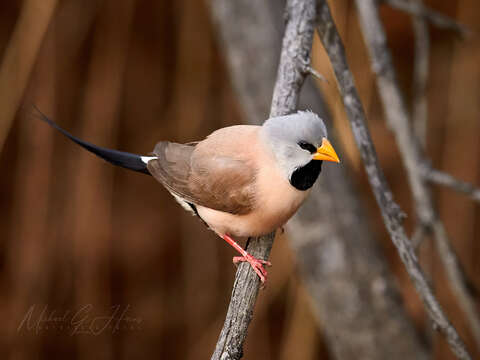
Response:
0,0,479,359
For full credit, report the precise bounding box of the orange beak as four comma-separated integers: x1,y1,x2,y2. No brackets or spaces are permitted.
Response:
312,138,340,163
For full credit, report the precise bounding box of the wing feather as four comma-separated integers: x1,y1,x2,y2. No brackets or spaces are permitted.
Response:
147,141,256,215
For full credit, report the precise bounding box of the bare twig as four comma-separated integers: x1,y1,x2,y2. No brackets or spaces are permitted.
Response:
269,0,317,118
411,0,430,148
432,220,480,332
410,0,432,318
316,0,471,359
381,0,469,36
421,165,480,203
409,0,480,343
305,65,328,83
210,0,428,358
411,224,428,249
353,0,480,355
210,1,316,359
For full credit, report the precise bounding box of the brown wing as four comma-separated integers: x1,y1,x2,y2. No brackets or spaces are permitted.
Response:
147,141,257,215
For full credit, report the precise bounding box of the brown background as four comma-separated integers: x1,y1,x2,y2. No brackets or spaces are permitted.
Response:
0,0,479,359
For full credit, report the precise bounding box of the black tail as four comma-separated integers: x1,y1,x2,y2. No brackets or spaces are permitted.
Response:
33,106,151,175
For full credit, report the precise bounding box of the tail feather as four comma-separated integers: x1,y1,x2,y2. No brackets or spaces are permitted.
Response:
33,106,153,175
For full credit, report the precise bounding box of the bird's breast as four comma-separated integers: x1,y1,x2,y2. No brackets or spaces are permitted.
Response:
197,153,309,237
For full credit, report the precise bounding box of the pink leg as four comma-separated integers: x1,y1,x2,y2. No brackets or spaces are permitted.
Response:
221,234,272,284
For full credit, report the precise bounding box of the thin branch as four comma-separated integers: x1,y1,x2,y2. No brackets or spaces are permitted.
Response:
432,220,480,338
411,0,430,148
353,0,480,355
269,1,316,118
421,165,480,203
381,0,469,36
305,65,328,83
316,0,472,359
411,223,428,250
410,0,430,264
210,1,316,359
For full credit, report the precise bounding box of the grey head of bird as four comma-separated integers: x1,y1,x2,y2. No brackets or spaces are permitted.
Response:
260,110,340,191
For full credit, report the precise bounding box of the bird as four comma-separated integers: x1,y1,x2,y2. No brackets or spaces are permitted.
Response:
35,107,340,283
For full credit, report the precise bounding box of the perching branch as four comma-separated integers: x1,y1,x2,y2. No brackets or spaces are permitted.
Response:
316,0,472,359
381,0,469,36
210,0,428,358
353,0,480,355
269,1,317,118
210,1,316,359
421,165,480,203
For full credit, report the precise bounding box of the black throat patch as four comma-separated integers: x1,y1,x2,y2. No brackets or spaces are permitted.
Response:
290,160,322,191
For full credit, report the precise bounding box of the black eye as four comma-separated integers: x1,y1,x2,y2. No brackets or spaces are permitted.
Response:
298,141,316,154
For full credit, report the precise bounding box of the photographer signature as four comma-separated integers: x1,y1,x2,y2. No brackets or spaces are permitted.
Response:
17,304,142,335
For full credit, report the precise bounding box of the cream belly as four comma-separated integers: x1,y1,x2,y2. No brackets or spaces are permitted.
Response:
197,156,310,237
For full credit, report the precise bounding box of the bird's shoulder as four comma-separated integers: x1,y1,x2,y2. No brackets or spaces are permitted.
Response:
195,125,260,157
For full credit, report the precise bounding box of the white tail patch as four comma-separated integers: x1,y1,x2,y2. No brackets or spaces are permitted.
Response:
140,156,158,164
172,193,195,213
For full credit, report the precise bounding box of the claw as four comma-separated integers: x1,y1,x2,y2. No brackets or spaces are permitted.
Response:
221,234,272,285
233,254,272,284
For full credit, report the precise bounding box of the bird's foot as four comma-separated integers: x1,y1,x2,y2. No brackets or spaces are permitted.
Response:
233,254,272,284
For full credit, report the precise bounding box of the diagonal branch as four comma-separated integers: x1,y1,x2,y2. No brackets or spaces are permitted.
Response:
353,0,480,355
411,223,429,250
210,1,316,359
353,0,480,352
315,0,472,359
381,0,469,36
421,165,480,203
